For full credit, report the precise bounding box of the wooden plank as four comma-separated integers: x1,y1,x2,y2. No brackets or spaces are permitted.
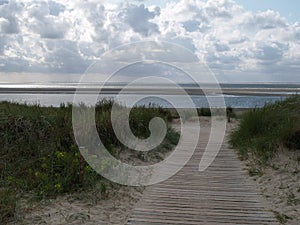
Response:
126,122,278,225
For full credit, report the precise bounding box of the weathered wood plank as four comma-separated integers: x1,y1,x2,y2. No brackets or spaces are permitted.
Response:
126,121,277,225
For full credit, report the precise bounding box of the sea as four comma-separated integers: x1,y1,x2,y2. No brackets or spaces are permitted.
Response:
0,83,299,109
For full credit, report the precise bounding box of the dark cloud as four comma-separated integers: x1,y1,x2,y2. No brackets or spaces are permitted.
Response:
0,16,19,34
48,0,65,16
183,20,200,32
0,0,22,34
215,42,230,52
0,0,8,6
36,18,68,39
0,35,5,54
255,42,286,64
43,40,90,73
123,4,160,36
0,57,30,72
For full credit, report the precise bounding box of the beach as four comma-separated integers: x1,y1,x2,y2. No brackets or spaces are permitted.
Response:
0,83,298,109
1,102,299,224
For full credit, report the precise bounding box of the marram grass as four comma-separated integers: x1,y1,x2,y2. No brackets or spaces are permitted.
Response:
0,99,179,223
230,95,300,166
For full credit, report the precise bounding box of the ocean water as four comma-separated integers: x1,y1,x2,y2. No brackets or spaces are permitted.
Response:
0,93,287,108
1,82,298,108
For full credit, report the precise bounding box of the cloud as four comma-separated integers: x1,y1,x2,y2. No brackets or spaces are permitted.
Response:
254,41,287,64
0,0,299,82
122,4,160,36
0,35,5,54
43,40,90,73
0,0,9,5
48,0,65,16
156,0,300,78
24,1,69,39
0,0,21,34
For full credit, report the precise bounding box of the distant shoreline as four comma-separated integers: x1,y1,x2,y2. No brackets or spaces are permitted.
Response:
0,87,298,96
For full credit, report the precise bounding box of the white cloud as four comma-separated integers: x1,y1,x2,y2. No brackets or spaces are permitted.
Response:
0,0,299,81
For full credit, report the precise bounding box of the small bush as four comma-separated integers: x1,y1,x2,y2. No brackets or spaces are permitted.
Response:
197,108,211,117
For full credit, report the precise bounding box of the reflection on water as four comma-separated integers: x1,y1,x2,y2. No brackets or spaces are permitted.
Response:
0,93,287,108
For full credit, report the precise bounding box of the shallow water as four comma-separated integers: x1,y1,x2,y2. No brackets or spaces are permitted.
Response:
0,93,287,108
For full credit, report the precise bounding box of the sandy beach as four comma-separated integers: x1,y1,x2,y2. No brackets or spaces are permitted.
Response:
9,185,144,225
251,148,300,224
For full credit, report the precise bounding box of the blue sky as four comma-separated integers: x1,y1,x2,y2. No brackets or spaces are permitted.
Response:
235,0,300,23
140,0,300,23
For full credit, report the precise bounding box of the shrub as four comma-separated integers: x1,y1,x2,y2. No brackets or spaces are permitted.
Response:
230,95,300,163
0,100,178,222
197,108,211,117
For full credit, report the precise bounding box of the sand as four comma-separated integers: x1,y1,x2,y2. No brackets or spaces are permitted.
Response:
10,185,144,225
253,148,300,224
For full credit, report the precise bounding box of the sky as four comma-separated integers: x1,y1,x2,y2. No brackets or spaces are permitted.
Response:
0,0,300,83
235,0,300,23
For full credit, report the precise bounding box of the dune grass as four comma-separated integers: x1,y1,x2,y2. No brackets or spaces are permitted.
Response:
0,99,179,224
229,95,300,170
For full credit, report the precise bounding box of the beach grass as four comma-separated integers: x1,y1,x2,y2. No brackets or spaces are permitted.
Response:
229,95,300,167
0,99,179,224
229,95,300,224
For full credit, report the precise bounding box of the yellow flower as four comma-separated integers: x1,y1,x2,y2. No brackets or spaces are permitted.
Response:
56,151,65,159
84,165,93,172
54,183,62,191
34,172,40,177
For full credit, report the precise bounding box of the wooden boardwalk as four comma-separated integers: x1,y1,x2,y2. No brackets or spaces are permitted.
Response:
127,121,277,225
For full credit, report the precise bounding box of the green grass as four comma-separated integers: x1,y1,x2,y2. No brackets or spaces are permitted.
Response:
0,189,17,224
229,95,300,165
0,99,179,223
197,108,211,117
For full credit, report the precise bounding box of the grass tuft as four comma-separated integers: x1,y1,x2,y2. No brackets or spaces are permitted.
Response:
229,95,300,164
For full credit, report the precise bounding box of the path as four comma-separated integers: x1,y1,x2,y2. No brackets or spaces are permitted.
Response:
127,119,278,224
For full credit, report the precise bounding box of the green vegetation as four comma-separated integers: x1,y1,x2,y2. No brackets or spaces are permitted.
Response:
197,108,211,117
230,96,300,224
0,100,179,224
230,95,300,167
196,107,235,118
